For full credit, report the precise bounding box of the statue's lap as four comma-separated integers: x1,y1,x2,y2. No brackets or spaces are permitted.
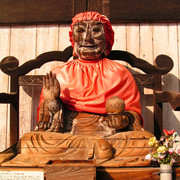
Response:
0,112,153,167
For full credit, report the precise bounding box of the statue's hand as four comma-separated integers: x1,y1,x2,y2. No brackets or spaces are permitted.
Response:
43,71,60,101
106,114,129,130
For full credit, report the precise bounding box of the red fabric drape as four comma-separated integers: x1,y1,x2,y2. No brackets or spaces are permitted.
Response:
37,58,141,122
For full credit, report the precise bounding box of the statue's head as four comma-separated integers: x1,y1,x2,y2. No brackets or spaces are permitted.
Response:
69,11,114,60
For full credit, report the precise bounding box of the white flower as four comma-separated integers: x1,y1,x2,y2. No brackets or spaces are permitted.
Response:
145,154,152,160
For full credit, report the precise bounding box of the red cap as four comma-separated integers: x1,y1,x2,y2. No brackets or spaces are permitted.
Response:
69,11,114,56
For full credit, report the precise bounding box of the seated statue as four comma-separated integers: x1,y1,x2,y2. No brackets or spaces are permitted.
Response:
0,11,153,167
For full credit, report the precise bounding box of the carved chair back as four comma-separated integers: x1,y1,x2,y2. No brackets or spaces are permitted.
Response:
0,46,178,146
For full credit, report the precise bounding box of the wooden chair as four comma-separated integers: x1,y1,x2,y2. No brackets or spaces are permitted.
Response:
0,46,180,179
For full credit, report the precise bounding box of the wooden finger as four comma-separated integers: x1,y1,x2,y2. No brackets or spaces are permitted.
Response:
49,76,54,87
107,117,113,127
54,74,60,89
46,73,50,89
49,71,53,78
49,71,54,87
114,115,120,126
53,73,57,87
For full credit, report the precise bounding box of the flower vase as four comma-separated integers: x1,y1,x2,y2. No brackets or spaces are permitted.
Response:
160,164,172,180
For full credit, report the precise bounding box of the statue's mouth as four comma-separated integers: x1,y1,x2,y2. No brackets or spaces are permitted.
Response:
81,43,96,48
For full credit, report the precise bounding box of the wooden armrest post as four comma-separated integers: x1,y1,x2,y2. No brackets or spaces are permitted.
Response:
10,75,19,146
153,74,163,139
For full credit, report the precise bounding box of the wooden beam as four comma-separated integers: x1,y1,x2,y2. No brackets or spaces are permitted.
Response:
1,0,180,25
74,0,87,15
0,0,74,25
87,0,102,13
155,91,180,111
0,93,18,104
110,0,180,22
102,0,110,19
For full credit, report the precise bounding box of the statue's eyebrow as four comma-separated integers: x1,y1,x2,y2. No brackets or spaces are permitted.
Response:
93,22,103,25
74,24,84,27
74,22,87,27
91,21,103,26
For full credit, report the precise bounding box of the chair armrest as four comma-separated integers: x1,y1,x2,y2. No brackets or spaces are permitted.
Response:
0,92,18,104
155,90,180,111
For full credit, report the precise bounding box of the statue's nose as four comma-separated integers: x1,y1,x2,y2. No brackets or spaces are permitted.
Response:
84,28,94,43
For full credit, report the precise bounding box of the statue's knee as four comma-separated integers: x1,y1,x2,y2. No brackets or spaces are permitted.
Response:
95,139,113,160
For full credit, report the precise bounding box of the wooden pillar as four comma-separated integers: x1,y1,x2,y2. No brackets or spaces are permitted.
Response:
87,0,102,13
74,0,87,15
10,75,19,146
153,74,163,139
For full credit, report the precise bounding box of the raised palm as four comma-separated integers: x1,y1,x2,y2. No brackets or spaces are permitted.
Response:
43,71,60,101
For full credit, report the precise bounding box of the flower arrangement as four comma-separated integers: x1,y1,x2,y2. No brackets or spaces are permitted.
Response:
145,129,180,165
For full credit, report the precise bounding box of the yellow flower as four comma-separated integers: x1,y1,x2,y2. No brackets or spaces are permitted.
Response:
149,137,158,147
157,146,167,153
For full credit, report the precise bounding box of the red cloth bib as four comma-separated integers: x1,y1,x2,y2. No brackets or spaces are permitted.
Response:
38,58,141,117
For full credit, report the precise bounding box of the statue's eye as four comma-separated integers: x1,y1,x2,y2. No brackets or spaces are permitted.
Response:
92,27,101,33
77,28,85,33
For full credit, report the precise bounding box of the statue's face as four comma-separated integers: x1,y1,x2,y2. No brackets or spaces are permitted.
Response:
73,20,106,60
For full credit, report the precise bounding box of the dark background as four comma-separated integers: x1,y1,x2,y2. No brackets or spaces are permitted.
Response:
0,0,180,25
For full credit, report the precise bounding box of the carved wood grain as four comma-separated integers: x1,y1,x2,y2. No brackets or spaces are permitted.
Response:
19,76,44,86
45,160,96,180
133,75,154,87
18,74,155,87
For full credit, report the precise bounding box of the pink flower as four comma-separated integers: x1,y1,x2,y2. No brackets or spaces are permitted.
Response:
158,154,166,160
177,149,180,155
168,148,174,154
152,157,158,162
163,129,175,136
171,159,176,164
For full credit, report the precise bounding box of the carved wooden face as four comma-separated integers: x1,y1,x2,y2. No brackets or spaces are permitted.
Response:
73,20,106,60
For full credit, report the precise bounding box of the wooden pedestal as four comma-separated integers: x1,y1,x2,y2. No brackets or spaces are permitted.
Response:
0,164,180,180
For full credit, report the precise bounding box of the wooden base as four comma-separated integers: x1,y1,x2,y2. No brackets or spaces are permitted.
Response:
45,160,96,180
97,166,180,180
0,163,180,180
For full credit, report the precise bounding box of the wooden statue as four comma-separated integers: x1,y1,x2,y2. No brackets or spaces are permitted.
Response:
0,11,154,167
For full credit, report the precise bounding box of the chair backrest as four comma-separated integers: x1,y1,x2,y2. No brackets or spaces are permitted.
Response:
0,46,176,146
